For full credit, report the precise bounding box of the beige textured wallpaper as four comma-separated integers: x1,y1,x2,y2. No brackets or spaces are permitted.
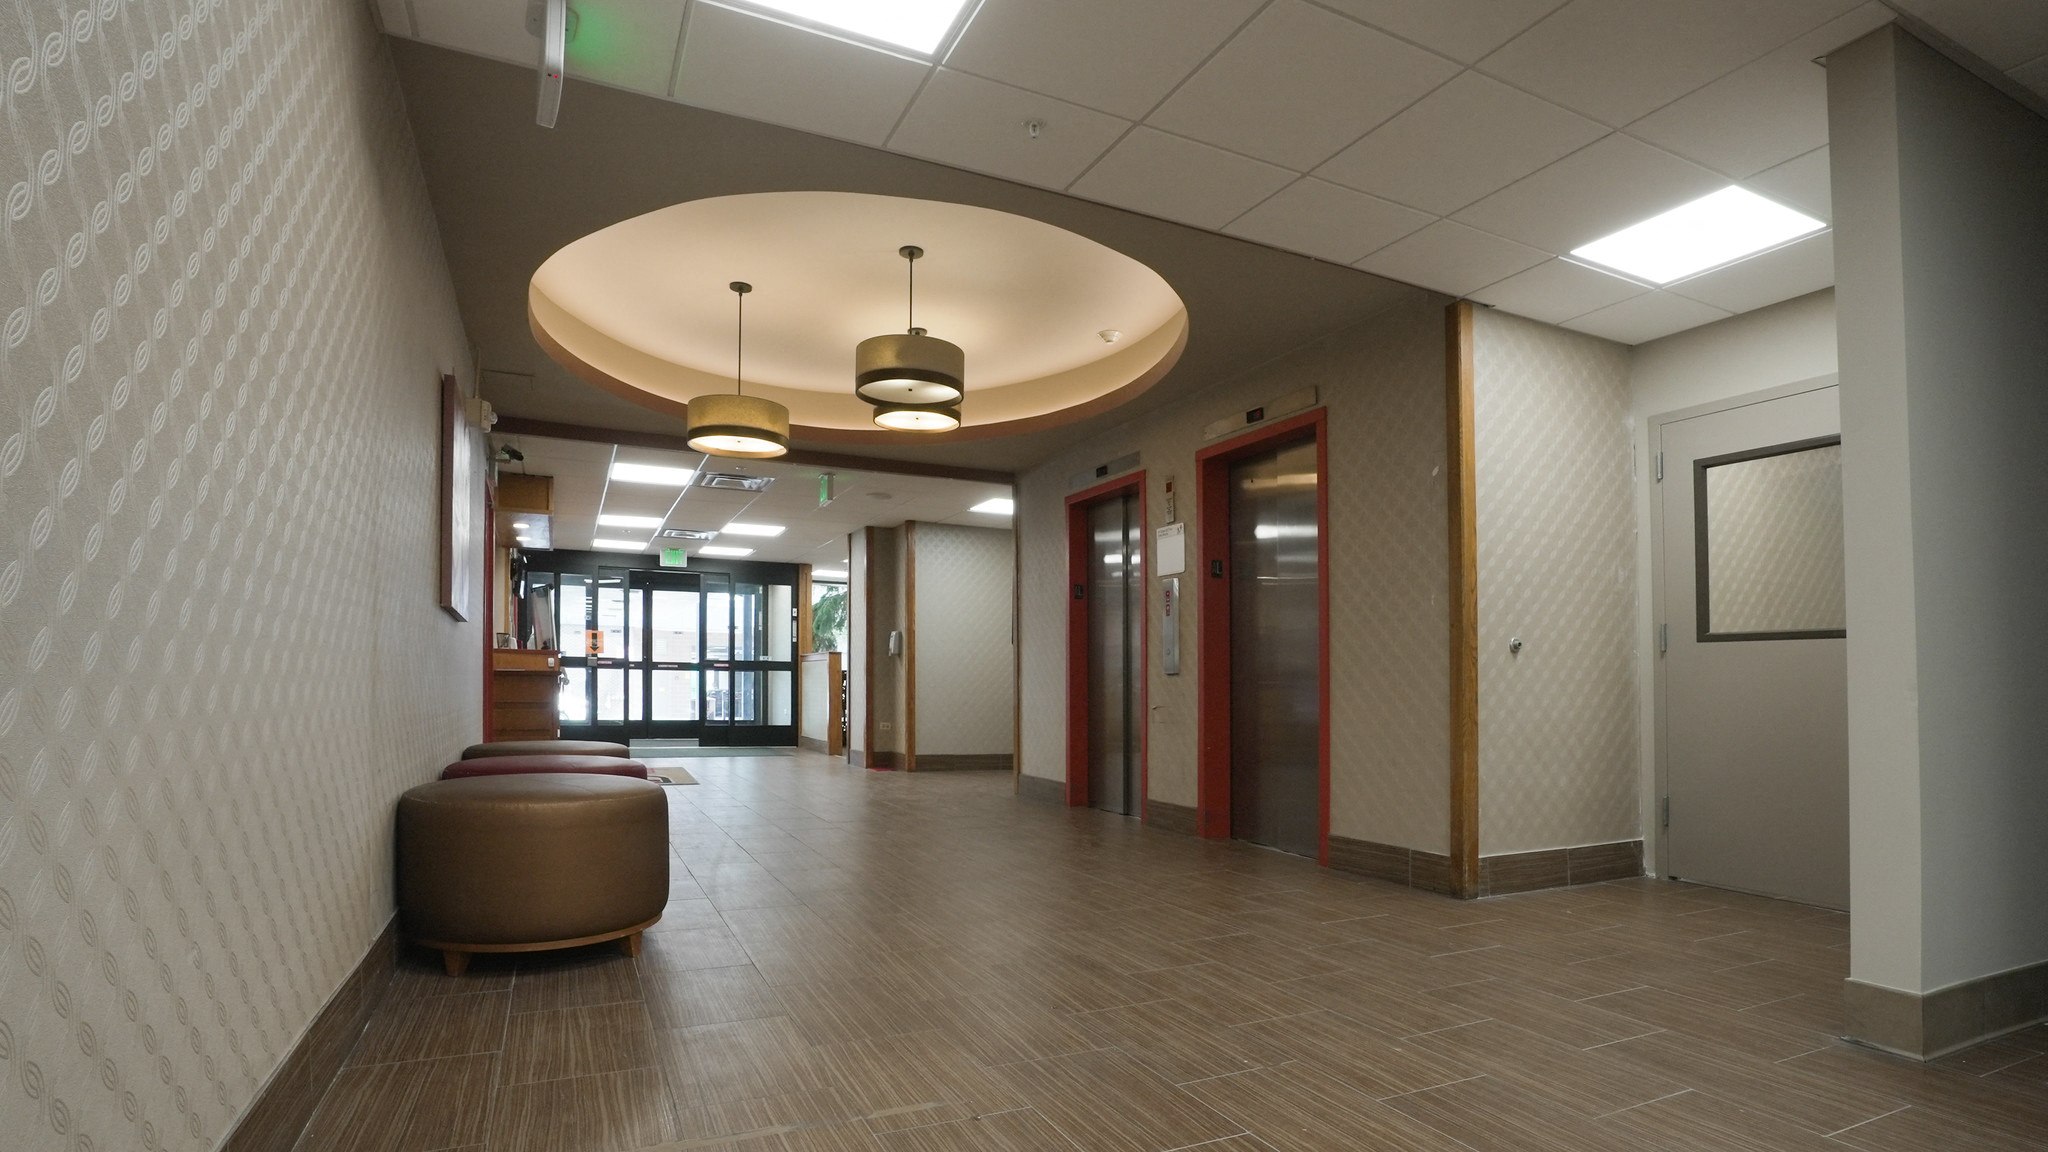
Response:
1704,443,1846,634
911,524,1014,757
0,1,481,1148
1018,296,1452,852
1472,309,1637,855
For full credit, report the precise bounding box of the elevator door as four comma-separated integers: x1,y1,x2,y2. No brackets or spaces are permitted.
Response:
1087,495,1142,816
1229,438,1320,856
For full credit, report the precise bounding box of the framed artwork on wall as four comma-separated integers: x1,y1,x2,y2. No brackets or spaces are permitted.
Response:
439,372,480,621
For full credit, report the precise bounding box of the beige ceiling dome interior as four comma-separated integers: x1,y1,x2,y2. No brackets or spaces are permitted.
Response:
529,191,1189,443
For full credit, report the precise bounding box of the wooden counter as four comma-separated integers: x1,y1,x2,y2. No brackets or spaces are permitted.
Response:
492,649,561,742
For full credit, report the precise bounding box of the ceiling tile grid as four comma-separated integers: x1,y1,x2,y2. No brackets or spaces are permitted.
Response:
385,0,2048,345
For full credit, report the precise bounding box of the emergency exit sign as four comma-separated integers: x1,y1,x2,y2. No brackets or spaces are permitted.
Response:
660,548,687,568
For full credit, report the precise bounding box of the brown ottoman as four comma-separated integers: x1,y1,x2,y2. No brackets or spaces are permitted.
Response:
461,739,631,759
396,774,668,975
440,754,650,780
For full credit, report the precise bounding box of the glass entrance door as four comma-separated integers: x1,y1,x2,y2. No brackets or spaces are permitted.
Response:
640,575,702,739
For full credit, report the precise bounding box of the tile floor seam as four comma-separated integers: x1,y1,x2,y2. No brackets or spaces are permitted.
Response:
1824,1101,1915,1137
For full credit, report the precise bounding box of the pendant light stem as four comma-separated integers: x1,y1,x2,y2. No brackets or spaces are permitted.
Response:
899,245,923,334
730,280,751,397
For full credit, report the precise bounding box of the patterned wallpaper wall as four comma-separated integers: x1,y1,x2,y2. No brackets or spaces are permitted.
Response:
0,2,480,1149
1472,309,1638,855
1704,443,1846,634
1018,295,1452,852
911,523,1014,756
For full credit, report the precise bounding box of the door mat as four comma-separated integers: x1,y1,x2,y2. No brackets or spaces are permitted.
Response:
650,769,698,786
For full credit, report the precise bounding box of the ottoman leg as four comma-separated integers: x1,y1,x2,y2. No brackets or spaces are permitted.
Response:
619,932,642,959
442,949,471,977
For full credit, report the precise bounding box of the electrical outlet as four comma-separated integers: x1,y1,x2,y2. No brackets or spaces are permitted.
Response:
878,721,893,731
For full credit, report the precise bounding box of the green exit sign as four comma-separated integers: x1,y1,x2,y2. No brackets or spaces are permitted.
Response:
660,548,687,568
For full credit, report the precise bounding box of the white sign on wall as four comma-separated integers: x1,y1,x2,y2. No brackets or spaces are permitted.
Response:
1156,521,1186,577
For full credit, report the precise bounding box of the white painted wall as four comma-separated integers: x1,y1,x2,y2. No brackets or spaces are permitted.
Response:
1832,26,2048,995
1627,290,1840,872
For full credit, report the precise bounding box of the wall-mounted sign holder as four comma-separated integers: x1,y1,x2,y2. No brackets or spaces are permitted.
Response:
1155,521,1186,576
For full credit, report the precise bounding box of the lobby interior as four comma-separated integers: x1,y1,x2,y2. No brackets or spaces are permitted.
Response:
4,1,2048,1150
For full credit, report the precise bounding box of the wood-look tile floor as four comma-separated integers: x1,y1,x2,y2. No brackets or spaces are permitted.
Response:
295,751,2048,1152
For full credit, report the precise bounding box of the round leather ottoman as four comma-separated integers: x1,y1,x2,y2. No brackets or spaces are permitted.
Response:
396,774,668,975
440,754,650,780
461,739,631,759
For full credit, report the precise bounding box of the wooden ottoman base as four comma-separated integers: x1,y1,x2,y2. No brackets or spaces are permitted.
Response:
414,914,663,976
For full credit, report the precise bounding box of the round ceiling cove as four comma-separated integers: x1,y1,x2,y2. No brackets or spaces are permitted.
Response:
529,192,1189,443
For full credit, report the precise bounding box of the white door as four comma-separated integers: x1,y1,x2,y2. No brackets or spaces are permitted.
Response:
1659,386,1847,909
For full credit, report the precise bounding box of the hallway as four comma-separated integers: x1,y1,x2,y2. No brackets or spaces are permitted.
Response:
296,752,2046,1152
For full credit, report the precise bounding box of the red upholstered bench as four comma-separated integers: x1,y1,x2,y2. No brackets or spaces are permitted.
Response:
462,740,630,760
440,754,650,781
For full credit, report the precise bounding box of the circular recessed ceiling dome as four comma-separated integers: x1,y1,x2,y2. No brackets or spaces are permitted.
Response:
529,192,1188,442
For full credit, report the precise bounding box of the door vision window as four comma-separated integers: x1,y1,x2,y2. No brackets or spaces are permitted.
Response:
1694,436,1846,641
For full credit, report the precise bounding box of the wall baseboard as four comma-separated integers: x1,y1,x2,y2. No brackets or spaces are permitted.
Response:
1846,961,2048,1060
847,749,902,770
1016,773,1064,806
1479,840,1644,896
799,735,830,755
1146,800,1197,836
915,754,1014,771
221,919,398,1152
1327,835,1459,896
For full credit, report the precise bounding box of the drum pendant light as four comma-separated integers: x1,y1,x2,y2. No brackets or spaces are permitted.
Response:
855,246,964,431
687,281,790,459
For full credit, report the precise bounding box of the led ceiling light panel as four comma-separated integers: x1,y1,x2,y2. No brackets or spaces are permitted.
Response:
1570,186,1825,286
814,568,848,578
698,545,756,557
598,513,666,528
722,522,787,536
591,538,651,551
970,497,1014,515
610,461,696,486
732,0,972,54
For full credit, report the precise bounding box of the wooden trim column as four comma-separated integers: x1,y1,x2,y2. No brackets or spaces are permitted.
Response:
1446,300,1481,899
903,522,918,772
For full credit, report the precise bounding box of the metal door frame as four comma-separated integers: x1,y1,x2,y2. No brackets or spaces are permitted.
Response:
1194,408,1330,864
1647,374,1840,884
1064,471,1148,815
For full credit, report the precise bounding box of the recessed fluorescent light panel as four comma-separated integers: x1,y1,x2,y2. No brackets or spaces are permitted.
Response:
813,568,848,579
590,538,650,551
598,513,665,529
722,522,786,537
609,461,695,486
970,497,1014,516
698,545,755,558
731,0,972,54
1571,186,1825,285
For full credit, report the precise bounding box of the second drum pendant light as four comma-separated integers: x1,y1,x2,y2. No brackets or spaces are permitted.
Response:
854,245,963,432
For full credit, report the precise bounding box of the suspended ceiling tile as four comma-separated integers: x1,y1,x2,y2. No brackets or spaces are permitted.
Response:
1146,0,1461,171
1745,146,1832,221
1627,3,1892,178
1223,179,1434,265
1468,258,1646,325
556,1,689,96
675,3,931,148
1315,71,1606,216
412,0,533,63
373,0,414,36
1477,0,1869,127
1354,219,1551,298
1563,290,1732,344
1068,128,1295,230
1888,0,2048,71
889,69,1131,191
1310,0,1570,65
2009,52,2048,99
942,0,1266,120
1666,231,1835,313
1451,132,1725,254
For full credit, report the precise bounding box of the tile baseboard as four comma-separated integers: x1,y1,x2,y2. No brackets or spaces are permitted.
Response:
1016,773,1064,806
848,749,902,769
799,735,832,755
1847,960,2048,1060
1146,799,1197,836
1327,835,1458,896
1479,840,1644,896
915,754,1014,771
222,918,398,1151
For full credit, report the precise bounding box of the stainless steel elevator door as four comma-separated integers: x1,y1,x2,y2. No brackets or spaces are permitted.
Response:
1228,438,1320,856
1086,495,1141,816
